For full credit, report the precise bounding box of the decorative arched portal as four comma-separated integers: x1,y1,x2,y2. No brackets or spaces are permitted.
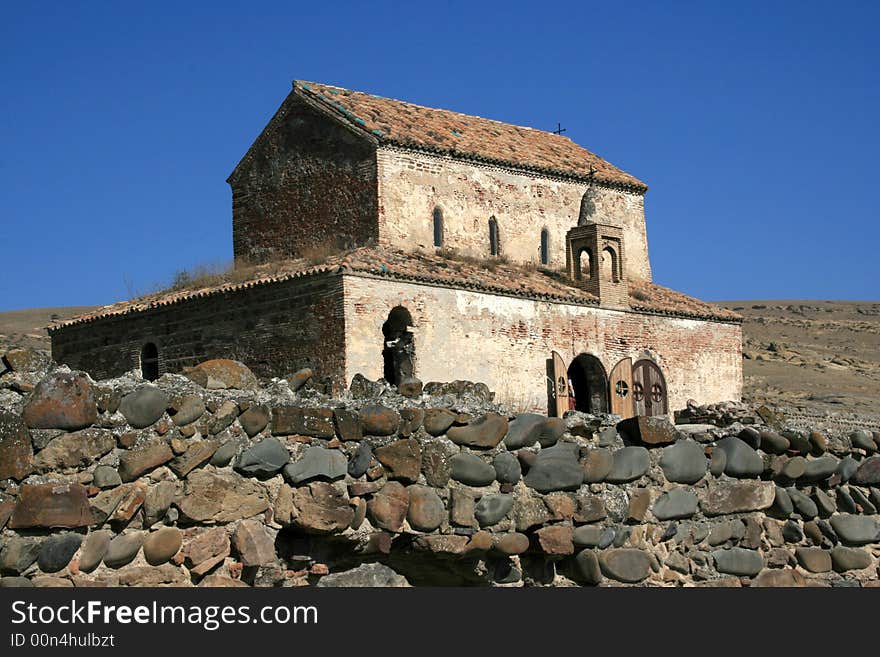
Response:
140,342,159,382
567,353,608,413
382,306,415,386
632,358,668,417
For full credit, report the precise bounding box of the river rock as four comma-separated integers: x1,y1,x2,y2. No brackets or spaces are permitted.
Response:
184,359,258,390
759,430,789,454
770,486,793,517
837,456,860,483
572,525,603,548
712,547,763,576
854,456,880,485
504,414,564,449
795,547,831,573
474,494,513,527
709,448,726,477
78,530,112,573
170,395,205,426
524,443,584,492
235,437,289,477
143,527,183,566
238,404,270,437
374,439,421,483
582,448,613,483
572,549,603,585
660,440,707,484
0,536,41,574
406,485,445,532
423,408,457,436
715,436,763,478
801,456,839,482
367,481,409,532
104,533,144,569
599,549,651,583
119,385,169,429
652,488,698,520
492,452,521,484
450,453,496,486
787,487,818,519
850,429,876,453
617,416,678,446
284,446,346,484
829,514,880,545
606,446,650,483
448,413,508,449
830,546,872,572
36,533,82,573
360,404,400,436
348,442,373,478
93,465,122,489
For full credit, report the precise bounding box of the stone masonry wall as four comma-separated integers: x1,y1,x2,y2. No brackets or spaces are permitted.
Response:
376,147,652,281
50,273,346,385
343,276,742,413
1,357,879,588
229,94,379,265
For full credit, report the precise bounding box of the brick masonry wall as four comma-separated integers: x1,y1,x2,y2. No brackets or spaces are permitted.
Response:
343,275,742,412
50,273,347,385
376,147,653,281
229,94,379,265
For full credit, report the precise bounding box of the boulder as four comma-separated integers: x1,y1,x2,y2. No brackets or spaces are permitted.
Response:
423,408,457,436
617,416,678,446
118,441,173,482
448,413,509,449
284,446,346,484
290,482,354,534
599,549,651,583
143,527,182,566
9,483,94,529
3,348,49,372
374,439,421,483
177,469,270,523
119,385,170,429
829,514,880,546
474,494,513,527
232,520,275,566
712,547,763,576
523,443,585,493
235,437,289,477
169,395,205,426
606,446,650,483
581,448,613,483
503,414,564,449
493,452,521,484
801,456,839,482
316,563,410,587
0,411,33,480
699,480,775,516
78,530,112,573
449,453,496,486
103,533,144,569
367,482,409,532
359,404,400,436
184,359,258,390
406,485,445,532
715,436,763,478
659,440,707,484
22,370,97,430
652,488,698,520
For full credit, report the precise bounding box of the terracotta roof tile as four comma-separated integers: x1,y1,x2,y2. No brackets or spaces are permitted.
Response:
295,81,646,191
50,248,740,330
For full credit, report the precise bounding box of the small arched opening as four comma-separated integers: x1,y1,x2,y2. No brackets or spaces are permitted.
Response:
140,343,159,382
576,248,592,281
489,217,499,256
567,353,608,413
432,208,444,248
540,228,549,265
602,246,619,282
382,306,415,386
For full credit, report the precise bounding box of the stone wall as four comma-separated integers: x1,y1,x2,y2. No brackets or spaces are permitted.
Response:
343,276,742,412
376,147,652,281
50,273,346,385
1,358,879,588
229,94,379,265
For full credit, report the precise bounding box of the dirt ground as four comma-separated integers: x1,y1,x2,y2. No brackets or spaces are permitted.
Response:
3,300,878,426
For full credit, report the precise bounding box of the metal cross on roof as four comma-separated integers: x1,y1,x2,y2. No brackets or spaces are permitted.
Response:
552,122,566,135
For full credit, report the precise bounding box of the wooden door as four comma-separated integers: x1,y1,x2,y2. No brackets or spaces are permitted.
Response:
632,359,668,417
609,357,634,419
547,350,570,417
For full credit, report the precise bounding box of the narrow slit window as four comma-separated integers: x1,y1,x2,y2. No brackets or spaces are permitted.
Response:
489,217,499,256
433,208,444,247
540,228,549,265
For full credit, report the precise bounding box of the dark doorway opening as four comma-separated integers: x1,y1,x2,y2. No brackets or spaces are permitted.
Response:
382,306,415,386
141,343,159,381
567,353,608,413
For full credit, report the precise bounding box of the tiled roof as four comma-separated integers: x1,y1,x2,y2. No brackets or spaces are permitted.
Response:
50,248,740,330
293,81,647,191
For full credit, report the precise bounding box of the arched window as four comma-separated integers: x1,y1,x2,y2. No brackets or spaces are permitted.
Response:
433,208,444,247
540,228,549,265
140,343,159,381
489,217,499,256
602,246,619,282
577,248,592,280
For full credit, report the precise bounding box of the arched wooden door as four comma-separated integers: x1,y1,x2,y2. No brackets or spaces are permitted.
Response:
632,359,668,417
547,350,570,417
609,357,634,419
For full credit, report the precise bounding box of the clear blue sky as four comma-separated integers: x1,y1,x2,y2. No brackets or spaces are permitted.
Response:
2,1,878,311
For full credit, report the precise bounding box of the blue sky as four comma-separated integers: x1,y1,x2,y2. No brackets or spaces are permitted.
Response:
2,1,878,311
